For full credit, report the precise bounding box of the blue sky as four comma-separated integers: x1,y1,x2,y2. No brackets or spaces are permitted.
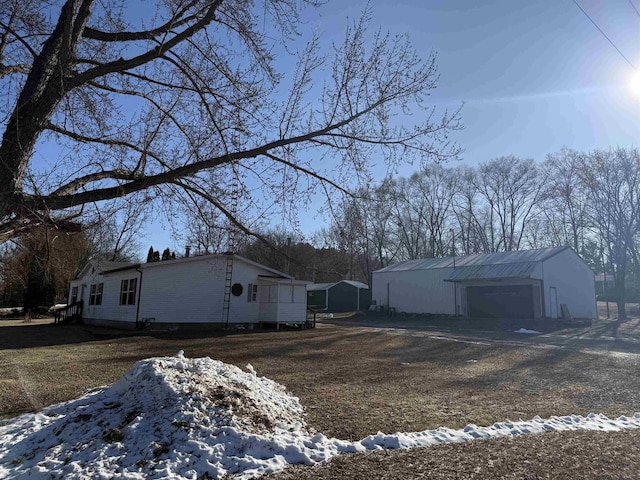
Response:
139,0,640,256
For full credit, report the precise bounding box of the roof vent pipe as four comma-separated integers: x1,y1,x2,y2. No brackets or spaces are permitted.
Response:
185,245,191,258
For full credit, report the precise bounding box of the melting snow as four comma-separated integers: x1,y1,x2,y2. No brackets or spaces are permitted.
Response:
1,352,640,479
515,328,542,334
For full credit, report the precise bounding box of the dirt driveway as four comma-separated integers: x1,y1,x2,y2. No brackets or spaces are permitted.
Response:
319,312,640,355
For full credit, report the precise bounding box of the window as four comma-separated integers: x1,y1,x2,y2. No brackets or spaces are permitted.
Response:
247,283,258,302
120,278,137,305
70,286,78,304
231,283,243,297
89,283,103,305
281,285,293,303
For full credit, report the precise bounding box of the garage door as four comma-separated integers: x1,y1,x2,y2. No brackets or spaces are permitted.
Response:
467,285,534,318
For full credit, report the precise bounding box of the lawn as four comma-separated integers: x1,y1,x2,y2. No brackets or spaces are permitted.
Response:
1,318,640,478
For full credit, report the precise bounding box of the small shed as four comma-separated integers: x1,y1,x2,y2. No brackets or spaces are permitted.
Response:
307,280,371,313
372,247,596,319
66,254,309,329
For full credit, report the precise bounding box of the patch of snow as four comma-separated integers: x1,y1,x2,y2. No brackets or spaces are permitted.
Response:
515,328,542,335
2,353,640,479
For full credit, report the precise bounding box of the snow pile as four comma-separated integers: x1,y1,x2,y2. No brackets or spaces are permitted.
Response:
514,328,542,334
0,352,357,479
2,353,640,479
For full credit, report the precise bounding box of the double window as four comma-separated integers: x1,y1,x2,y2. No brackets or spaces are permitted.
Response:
89,283,103,305
120,278,137,305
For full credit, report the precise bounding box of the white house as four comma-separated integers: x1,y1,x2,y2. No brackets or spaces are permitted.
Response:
67,254,309,329
372,247,596,319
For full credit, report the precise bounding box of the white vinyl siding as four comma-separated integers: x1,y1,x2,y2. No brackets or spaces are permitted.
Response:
140,258,261,324
74,256,308,327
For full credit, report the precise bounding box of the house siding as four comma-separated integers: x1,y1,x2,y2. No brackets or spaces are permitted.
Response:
259,283,306,323
70,255,308,328
140,257,261,324
71,269,140,326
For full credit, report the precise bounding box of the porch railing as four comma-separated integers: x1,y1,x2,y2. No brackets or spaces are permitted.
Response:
54,300,83,324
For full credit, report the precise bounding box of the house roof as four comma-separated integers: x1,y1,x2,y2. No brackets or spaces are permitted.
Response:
79,254,293,280
76,259,136,278
375,247,571,273
307,280,369,291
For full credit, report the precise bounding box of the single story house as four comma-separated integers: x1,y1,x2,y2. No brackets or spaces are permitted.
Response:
67,254,308,329
307,280,371,312
372,247,596,319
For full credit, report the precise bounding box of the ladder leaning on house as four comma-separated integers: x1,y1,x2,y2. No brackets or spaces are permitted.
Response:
221,164,240,327
222,253,234,326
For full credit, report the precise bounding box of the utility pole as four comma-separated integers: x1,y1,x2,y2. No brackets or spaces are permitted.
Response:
601,241,609,319
450,228,457,316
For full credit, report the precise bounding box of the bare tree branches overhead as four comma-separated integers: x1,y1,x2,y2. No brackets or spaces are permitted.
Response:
0,0,462,243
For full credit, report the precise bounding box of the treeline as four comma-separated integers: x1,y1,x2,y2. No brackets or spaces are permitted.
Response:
0,217,141,312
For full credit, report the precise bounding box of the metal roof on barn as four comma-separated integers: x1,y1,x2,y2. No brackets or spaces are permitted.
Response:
375,246,570,274
307,280,369,291
444,261,539,282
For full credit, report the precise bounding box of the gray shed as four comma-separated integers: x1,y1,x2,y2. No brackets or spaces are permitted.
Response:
307,280,371,313
372,247,596,319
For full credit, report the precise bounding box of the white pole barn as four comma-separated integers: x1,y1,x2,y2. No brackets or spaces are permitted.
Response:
372,247,596,319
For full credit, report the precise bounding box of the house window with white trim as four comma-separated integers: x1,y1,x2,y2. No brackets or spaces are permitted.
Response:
247,283,258,302
70,286,78,304
120,278,137,305
89,283,103,305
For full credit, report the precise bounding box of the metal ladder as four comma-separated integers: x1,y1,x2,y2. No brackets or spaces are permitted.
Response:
221,164,240,326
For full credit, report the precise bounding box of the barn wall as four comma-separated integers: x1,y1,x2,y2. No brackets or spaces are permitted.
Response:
328,282,359,312
541,249,596,319
358,288,372,311
372,268,456,314
307,289,327,308
140,257,261,324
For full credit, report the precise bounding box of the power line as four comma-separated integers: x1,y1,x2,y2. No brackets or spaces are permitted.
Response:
629,0,640,18
572,0,637,71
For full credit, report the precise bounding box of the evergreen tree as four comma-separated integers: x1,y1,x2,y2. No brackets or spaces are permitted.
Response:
161,248,171,261
146,246,155,263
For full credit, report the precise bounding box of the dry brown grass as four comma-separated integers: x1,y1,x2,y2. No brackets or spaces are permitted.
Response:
269,430,640,479
2,320,640,478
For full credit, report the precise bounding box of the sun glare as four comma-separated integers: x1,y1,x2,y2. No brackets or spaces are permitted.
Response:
628,71,640,98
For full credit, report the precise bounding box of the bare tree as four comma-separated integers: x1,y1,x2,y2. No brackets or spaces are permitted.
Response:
580,148,640,321
452,166,490,254
472,157,545,252
409,165,458,257
0,1,461,244
540,148,590,252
